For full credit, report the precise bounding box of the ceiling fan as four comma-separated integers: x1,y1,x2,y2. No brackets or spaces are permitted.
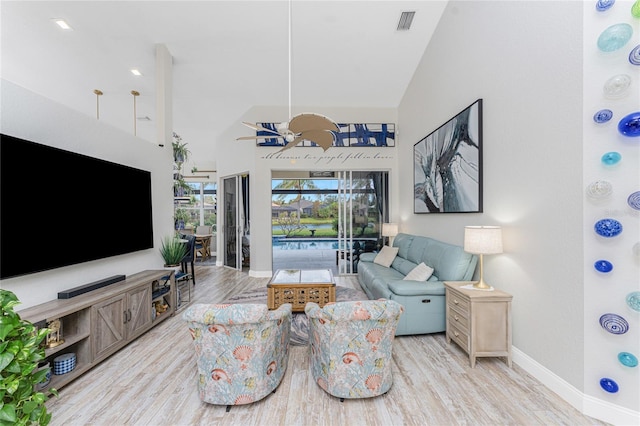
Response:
237,0,338,152
237,113,339,151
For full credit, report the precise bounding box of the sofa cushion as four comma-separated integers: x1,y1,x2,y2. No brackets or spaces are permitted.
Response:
373,245,398,267
403,262,434,281
390,256,418,276
421,242,476,281
393,233,414,260
359,252,377,263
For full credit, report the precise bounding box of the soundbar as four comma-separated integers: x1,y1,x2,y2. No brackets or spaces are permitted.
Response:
58,275,126,299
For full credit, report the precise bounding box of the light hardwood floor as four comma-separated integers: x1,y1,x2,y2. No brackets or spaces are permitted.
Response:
45,266,607,425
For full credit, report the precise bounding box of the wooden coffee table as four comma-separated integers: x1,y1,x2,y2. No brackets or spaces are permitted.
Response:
267,269,336,312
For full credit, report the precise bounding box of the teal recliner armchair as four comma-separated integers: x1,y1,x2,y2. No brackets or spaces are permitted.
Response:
357,233,478,336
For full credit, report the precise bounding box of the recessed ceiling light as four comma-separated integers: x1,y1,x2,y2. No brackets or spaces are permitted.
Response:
130,69,142,76
52,19,73,30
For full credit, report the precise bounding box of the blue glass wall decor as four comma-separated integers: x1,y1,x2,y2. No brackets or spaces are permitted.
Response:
617,111,640,137
597,23,633,52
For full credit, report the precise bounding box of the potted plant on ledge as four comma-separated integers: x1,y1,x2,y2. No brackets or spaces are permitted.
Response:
159,236,187,270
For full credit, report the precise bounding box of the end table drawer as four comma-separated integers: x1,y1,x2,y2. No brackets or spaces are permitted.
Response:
448,291,470,312
448,322,469,351
447,305,469,332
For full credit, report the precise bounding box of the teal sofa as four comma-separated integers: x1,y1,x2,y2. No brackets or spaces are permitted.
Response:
357,233,478,336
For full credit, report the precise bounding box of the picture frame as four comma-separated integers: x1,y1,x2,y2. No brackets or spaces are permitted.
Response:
256,123,395,148
413,99,483,213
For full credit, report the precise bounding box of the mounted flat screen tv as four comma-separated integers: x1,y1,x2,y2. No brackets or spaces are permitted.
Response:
0,133,154,279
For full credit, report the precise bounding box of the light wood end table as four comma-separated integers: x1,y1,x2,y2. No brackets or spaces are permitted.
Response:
444,281,513,368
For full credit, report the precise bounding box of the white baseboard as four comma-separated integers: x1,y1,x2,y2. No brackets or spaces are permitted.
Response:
249,270,272,278
513,347,640,426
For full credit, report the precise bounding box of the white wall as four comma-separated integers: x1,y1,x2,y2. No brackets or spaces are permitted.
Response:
583,1,640,420
400,0,585,389
0,80,174,309
398,1,639,423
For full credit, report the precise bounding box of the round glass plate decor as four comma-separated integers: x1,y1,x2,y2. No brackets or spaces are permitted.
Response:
596,0,615,11
600,378,619,393
603,74,631,98
618,111,640,137
626,291,640,312
594,260,613,273
594,218,623,237
601,151,622,166
586,180,613,199
593,109,613,123
618,352,638,368
628,191,640,210
597,23,633,52
599,313,629,334
630,44,640,65
633,0,640,18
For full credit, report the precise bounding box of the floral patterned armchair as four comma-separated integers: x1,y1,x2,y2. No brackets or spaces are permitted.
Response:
305,299,404,400
182,303,292,409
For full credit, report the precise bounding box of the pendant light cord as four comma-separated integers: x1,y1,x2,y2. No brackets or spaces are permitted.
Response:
288,0,292,120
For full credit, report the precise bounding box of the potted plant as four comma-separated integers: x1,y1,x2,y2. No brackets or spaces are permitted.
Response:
159,235,187,268
0,290,56,425
172,132,190,164
174,208,191,231
173,177,191,198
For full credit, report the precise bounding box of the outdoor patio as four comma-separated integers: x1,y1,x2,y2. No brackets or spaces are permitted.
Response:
272,248,341,275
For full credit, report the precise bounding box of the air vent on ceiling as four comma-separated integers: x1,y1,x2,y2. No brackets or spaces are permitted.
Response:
397,11,415,31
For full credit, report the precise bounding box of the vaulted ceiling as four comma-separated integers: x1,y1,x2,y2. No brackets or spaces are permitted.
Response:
1,1,447,164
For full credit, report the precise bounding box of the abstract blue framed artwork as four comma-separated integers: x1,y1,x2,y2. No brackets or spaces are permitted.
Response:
413,99,483,213
255,123,395,147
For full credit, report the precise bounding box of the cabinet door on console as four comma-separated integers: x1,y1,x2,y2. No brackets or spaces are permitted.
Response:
126,285,152,340
92,294,127,362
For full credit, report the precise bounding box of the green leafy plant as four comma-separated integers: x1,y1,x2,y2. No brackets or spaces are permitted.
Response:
159,236,187,266
0,290,55,426
172,132,190,164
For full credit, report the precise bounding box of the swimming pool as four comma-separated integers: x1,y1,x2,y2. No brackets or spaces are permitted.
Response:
272,238,378,251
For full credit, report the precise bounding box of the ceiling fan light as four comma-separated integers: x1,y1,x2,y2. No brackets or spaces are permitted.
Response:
285,134,295,143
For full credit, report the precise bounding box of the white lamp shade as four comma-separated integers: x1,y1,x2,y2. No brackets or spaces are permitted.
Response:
464,226,503,255
382,223,398,237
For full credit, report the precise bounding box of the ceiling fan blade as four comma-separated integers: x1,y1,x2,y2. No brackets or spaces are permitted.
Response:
299,129,336,151
277,135,306,152
241,121,282,136
235,135,282,141
289,113,340,133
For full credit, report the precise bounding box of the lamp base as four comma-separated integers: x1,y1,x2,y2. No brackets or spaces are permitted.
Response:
472,279,492,290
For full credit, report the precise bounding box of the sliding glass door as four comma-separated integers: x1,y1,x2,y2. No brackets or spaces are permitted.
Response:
271,170,388,275
222,174,250,270
336,171,389,274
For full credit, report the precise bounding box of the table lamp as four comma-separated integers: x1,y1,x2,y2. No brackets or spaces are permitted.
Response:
464,226,503,289
382,223,398,246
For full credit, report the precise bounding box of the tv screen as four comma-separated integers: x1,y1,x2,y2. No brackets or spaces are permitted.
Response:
0,133,154,279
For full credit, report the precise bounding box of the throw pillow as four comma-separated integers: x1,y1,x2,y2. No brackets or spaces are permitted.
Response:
403,262,434,281
373,245,399,268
